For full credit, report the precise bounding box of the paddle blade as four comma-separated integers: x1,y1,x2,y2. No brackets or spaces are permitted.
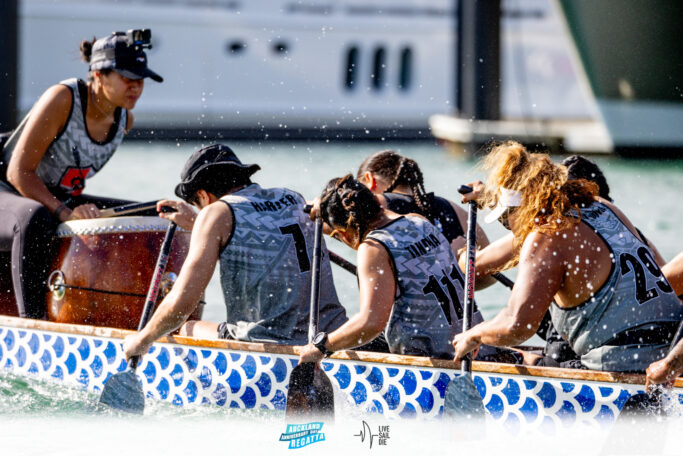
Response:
616,391,664,420
285,363,334,421
99,369,145,414
444,373,485,421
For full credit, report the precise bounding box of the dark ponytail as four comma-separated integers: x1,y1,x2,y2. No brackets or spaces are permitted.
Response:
79,37,97,63
319,175,382,249
357,150,433,216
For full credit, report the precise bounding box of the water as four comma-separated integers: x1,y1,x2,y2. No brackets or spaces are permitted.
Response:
1,140,682,453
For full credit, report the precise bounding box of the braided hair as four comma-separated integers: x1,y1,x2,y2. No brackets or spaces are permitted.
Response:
357,150,433,216
319,175,382,249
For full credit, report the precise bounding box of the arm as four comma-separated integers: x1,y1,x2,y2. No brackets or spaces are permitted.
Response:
123,202,231,359
452,232,563,361
299,239,395,362
662,251,683,297
645,338,683,390
157,199,197,231
457,233,515,290
7,85,74,220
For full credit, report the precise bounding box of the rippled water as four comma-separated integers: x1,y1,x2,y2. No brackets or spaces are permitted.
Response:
1,140,682,453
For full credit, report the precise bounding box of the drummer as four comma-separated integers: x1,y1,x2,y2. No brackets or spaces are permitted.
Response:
451,141,683,373
0,29,162,319
123,144,348,358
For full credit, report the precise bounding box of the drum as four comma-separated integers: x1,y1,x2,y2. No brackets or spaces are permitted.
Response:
46,216,203,329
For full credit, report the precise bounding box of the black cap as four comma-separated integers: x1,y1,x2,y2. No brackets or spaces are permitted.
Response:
175,144,260,200
89,32,163,82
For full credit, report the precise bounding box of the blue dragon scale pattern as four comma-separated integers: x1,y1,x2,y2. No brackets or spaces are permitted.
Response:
1,326,679,431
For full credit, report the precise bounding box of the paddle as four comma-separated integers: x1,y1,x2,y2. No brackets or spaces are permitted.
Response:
98,200,159,218
285,217,335,420
99,221,177,414
614,320,683,418
444,185,486,420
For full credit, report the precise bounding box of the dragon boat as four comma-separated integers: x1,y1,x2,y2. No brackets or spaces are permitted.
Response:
2,315,681,432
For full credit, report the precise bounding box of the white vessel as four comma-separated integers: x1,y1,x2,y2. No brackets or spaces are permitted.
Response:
18,0,594,140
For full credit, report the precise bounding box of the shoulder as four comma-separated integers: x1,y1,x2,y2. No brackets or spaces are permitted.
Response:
519,230,563,262
34,84,74,115
194,200,233,240
590,198,643,241
358,238,392,267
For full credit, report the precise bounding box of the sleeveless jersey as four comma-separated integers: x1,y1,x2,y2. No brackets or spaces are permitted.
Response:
1,78,127,197
550,202,683,372
383,192,464,242
366,215,484,358
218,184,347,344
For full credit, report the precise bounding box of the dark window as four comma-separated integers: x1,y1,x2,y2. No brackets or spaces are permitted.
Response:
345,46,359,90
399,47,412,90
372,47,386,90
273,41,289,55
227,41,246,55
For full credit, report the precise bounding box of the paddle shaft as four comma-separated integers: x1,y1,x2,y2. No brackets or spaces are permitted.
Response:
329,251,357,275
308,218,323,341
99,200,159,218
129,222,177,370
457,185,479,374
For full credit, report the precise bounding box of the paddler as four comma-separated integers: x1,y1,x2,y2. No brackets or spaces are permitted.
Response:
123,144,348,358
297,175,499,362
451,141,683,373
0,29,162,319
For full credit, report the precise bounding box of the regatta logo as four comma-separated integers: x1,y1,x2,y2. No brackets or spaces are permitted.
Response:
279,422,325,449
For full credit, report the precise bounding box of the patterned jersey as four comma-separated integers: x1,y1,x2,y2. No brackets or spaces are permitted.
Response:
218,184,347,344
550,202,683,372
1,78,126,197
366,215,484,358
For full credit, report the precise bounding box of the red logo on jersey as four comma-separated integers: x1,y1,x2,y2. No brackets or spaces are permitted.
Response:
59,166,94,196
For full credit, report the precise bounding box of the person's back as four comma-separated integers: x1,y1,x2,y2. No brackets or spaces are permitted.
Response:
549,200,682,371
366,214,482,358
219,183,346,344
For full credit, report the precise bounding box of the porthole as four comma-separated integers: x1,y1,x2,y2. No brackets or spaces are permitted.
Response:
273,41,289,55
226,41,246,55
371,47,386,90
398,47,412,91
344,46,359,90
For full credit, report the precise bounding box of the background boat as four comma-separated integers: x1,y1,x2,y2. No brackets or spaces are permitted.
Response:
9,0,594,141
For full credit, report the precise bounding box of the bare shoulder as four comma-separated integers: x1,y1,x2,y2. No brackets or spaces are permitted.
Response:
32,84,73,117
519,230,563,262
193,200,233,242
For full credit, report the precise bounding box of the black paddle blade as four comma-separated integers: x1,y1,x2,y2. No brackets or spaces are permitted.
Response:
99,368,145,414
285,363,334,421
617,391,664,420
444,373,485,421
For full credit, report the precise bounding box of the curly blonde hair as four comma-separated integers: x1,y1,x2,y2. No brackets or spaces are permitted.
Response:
482,141,598,266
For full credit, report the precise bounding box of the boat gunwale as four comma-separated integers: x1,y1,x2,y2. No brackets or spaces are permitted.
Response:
1,315,678,388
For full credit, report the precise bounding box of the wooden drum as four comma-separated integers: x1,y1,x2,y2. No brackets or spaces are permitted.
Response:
46,216,202,329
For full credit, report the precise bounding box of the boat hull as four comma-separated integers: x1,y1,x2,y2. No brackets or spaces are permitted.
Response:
0,316,679,432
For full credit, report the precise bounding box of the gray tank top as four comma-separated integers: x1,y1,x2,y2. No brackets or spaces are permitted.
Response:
366,215,484,358
1,78,126,197
550,202,683,372
218,184,347,344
